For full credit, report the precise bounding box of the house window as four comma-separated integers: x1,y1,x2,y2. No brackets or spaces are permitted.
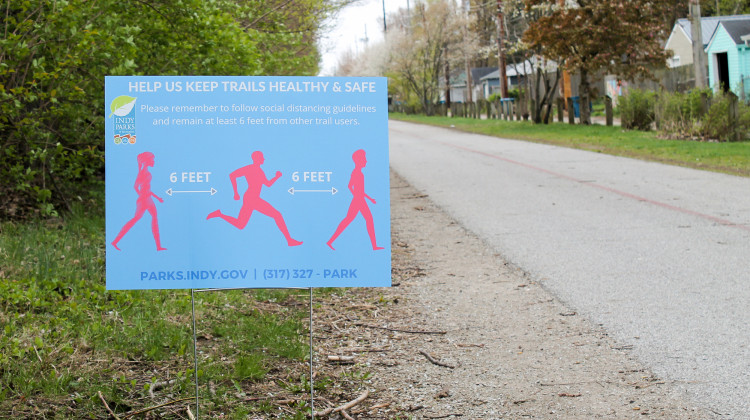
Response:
671,56,680,67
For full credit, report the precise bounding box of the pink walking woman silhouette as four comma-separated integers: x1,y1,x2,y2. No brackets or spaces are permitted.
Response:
111,151,167,251
327,149,383,251
206,151,302,247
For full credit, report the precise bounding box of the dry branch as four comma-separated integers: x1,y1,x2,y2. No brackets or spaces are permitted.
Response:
419,350,455,369
121,397,194,419
327,355,356,364
98,391,121,420
314,389,370,417
354,323,446,335
341,410,355,420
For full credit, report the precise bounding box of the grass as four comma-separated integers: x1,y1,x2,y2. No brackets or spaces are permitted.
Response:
391,113,750,177
0,202,319,418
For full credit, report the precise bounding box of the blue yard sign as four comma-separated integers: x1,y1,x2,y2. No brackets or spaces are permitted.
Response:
105,76,389,290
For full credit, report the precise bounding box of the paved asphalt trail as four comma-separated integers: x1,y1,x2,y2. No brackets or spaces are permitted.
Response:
388,119,750,418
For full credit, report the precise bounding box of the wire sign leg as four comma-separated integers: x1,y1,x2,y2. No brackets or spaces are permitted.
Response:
191,289,200,419
309,287,314,419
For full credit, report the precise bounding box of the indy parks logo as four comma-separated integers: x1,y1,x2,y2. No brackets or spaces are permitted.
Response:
110,95,137,145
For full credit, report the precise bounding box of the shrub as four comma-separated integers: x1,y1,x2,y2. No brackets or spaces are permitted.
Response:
654,89,750,142
619,89,656,131
655,88,710,139
487,89,520,103
1,0,327,219
700,92,750,142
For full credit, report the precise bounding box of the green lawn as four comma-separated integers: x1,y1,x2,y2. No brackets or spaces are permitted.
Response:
390,113,750,177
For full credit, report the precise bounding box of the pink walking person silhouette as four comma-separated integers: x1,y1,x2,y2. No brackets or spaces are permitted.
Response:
207,151,302,247
111,151,167,251
327,149,383,251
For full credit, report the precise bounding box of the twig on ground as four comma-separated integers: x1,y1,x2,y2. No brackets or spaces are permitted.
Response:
424,413,464,418
236,395,297,405
341,410,355,420
355,323,446,335
97,391,121,420
327,355,356,364
540,381,604,387
419,350,455,369
456,343,484,348
612,344,634,350
121,397,194,419
186,405,195,420
314,389,369,417
32,345,43,364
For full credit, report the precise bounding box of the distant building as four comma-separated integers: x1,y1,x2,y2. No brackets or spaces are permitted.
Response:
443,67,496,103
480,61,534,97
665,15,750,68
704,19,750,97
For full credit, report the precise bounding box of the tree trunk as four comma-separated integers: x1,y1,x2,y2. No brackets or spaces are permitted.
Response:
579,68,591,125
542,70,560,124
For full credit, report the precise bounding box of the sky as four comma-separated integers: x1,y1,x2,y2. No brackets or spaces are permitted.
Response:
318,0,406,76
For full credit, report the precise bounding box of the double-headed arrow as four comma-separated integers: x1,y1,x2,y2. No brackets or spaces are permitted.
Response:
166,188,217,196
287,187,338,195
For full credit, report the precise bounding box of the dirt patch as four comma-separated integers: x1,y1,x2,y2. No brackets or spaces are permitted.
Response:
309,171,719,418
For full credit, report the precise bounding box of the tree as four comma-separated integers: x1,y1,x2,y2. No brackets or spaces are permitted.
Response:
700,0,750,16
386,0,467,114
523,0,673,124
0,0,338,218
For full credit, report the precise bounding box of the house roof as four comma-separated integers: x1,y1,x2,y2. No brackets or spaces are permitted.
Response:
482,60,537,80
471,67,498,83
717,19,750,44
675,14,750,47
450,67,498,87
480,58,558,81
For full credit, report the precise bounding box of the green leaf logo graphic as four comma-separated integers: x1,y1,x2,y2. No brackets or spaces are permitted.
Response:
109,95,137,117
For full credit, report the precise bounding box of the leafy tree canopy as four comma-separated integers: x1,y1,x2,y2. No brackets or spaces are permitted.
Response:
523,0,673,123
0,0,336,218
524,0,673,82
701,0,750,16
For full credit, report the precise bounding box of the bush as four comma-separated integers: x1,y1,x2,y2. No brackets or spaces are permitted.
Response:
619,89,656,130
655,89,710,139
0,0,329,219
700,92,750,142
656,89,750,142
487,89,521,103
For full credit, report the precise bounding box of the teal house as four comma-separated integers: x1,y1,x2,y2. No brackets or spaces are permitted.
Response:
705,19,750,97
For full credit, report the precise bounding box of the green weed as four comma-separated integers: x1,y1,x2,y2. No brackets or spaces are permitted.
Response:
0,208,313,418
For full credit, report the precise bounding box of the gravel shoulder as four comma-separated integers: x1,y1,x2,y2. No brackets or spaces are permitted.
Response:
316,171,720,418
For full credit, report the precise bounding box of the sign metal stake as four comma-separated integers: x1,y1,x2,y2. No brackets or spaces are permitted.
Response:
309,287,315,419
191,289,200,419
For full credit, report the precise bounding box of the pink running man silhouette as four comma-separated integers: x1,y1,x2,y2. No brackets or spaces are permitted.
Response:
111,151,167,251
207,151,302,247
327,149,383,251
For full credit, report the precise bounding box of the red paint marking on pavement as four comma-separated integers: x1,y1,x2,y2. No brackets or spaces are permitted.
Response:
442,141,750,233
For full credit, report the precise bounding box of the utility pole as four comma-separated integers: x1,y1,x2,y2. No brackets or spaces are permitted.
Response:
463,0,473,104
382,0,387,33
496,0,508,98
690,0,707,88
445,46,451,108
